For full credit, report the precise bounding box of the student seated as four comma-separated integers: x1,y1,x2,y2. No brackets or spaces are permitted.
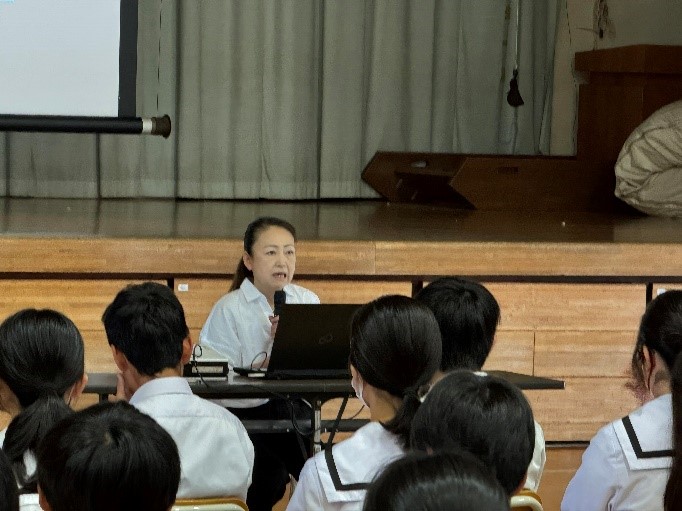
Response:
562,290,682,511
35,400,180,511
411,369,536,496
362,450,510,511
286,295,442,511
0,309,88,511
415,276,546,491
103,282,254,500
0,448,19,511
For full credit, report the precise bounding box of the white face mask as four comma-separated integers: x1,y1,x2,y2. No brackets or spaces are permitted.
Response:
351,372,368,408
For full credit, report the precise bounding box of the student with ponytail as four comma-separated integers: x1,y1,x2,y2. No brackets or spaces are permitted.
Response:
563,290,682,511
666,354,682,510
200,217,319,511
287,295,442,511
0,309,87,511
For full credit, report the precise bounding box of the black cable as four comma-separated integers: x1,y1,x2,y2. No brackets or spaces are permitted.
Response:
250,351,268,370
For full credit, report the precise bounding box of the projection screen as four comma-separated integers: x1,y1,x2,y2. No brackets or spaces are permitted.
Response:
0,0,137,117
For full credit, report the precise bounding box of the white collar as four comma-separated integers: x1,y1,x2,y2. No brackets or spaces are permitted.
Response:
240,278,293,303
129,376,192,405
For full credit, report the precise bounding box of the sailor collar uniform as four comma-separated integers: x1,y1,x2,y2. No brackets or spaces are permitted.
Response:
614,393,672,471
287,422,404,511
561,393,672,511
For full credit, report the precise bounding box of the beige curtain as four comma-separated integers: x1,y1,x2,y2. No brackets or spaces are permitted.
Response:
0,0,559,199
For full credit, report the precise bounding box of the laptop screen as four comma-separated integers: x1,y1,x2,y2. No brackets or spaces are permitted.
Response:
267,304,360,377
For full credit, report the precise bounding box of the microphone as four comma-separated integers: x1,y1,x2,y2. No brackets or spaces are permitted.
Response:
273,290,286,316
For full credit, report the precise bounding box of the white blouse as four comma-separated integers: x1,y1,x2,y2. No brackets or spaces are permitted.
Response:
200,278,319,407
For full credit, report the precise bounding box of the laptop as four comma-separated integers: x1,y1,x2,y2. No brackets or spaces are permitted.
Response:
234,303,360,380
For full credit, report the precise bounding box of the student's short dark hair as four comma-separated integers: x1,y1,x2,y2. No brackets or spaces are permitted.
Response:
363,450,510,511
415,277,500,371
411,370,535,495
36,401,180,511
349,295,442,448
102,282,189,376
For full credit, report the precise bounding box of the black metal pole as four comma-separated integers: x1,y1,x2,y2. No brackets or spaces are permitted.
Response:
0,115,171,138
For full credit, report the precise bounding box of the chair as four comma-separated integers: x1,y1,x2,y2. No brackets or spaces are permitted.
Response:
510,489,543,511
172,497,248,511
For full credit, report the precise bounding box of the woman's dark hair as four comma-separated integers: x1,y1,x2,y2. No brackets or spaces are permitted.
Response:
0,448,19,511
363,450,510,511
411,370,535,496
230,216,297,292
0,309,85,492
635,291,682,510
36,401,180,511
349,295,441,448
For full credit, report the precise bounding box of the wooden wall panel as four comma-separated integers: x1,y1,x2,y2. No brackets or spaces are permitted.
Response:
483,331,535,375
538,446,587,511
0,239,240,275
526,377,638,441
482,283,533,331
0,279,164,332
529,284,644,331
483,283,644,331
174,279,232,330
375,241,682,277
0,239,377,276
296,280,412,304
534,331,636,378
82,330,117,373
296,242,376,276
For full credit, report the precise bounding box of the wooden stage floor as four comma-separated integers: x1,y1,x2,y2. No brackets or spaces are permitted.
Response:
1,197,681,281
1,197,681,243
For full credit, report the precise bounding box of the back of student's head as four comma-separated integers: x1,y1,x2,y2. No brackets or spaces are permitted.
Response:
0,309,84,491
632,289,682,388
411,370,535,495
0,448,19,511
230,216,297,291
36,400,180,511
363,450,510,511
415,277,500,371
350,295,442,448
102,282,189,376
638,291,682,510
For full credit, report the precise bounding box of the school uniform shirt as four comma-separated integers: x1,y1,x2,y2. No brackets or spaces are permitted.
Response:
129,377,255,500
526,420,547,492
200,278,320,407
0,429,41,511
561,393,672,511
286,422,404,511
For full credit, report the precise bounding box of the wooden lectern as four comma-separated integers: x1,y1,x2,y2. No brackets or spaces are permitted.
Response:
361,152,613,212
363,45,682,212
